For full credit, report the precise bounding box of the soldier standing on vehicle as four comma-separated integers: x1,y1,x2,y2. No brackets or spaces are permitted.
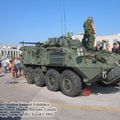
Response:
82,16,96,50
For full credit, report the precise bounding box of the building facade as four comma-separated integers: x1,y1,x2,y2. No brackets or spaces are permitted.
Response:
72,33,120,51
0,45,20,59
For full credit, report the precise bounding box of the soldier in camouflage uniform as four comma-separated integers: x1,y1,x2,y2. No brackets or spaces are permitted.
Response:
82,16,96,50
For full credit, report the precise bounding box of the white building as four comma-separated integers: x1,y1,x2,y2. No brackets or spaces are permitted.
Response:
0,45,20,59
72,33,120,50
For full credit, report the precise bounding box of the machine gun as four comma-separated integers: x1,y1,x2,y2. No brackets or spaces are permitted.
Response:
20,41,43,46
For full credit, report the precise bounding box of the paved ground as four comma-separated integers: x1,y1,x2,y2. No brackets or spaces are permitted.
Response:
0,73,120,120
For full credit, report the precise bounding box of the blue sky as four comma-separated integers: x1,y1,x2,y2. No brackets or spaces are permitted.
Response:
0,0,120,45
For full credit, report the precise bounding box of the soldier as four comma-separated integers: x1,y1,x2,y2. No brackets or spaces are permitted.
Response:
82,16,96,50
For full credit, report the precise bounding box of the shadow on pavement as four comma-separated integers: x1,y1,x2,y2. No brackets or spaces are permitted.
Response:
0,74,5,77
90,83,120,95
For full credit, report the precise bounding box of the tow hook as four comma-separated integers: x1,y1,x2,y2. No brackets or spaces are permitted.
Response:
102,71,107,79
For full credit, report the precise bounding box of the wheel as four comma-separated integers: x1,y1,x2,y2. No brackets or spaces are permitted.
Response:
34,68,46,87
26,67,34,84
60,70,82,97
45,69,60,91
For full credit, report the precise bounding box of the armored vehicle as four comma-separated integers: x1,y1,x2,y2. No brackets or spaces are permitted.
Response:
20,36,120,97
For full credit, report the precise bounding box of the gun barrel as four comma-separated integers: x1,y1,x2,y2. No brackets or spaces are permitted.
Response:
20,41,43,45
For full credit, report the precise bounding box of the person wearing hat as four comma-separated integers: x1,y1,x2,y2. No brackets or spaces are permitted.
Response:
82,16,96,50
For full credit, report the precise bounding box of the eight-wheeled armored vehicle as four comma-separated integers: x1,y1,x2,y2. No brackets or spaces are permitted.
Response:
20,36,120,97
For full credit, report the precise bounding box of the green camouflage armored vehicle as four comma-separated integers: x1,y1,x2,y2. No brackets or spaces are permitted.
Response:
20,36,120,97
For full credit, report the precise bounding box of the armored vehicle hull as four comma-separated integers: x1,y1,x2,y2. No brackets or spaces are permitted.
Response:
21,37,120,97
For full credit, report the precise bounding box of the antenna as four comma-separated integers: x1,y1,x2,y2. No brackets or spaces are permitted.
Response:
60,0,67,36
60,2,64,36
63,0,66,35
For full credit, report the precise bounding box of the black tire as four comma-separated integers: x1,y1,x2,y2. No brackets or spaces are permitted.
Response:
26,67,34,84
34,68,46,87
60,70,82,97
45,69,60,91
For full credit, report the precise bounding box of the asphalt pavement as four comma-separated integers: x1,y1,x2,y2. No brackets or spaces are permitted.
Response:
0,73,120,120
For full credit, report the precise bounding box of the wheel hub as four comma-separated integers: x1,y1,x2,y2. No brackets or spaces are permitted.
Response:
63,78,72,91
48,76,55,86
35,73,39,80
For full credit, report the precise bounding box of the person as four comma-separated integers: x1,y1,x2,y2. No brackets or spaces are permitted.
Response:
95,41,103,51
11,59,17,78
16,57,22,77
1,59,10,73
0,62,2,74
117,41,120,50
96,44,101,51
101,40,110,51
82,16,96,50
112,42,118,52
